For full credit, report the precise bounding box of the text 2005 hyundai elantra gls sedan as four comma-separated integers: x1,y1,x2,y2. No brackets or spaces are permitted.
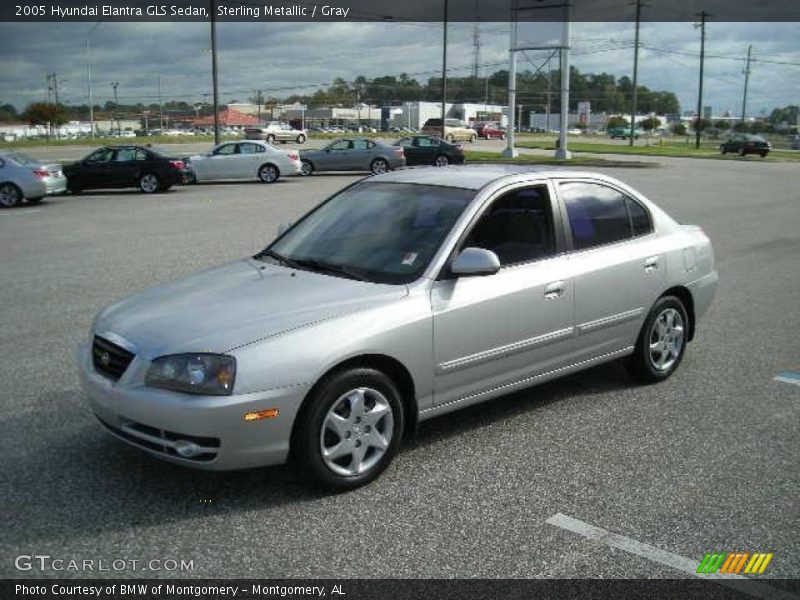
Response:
78,166,718,490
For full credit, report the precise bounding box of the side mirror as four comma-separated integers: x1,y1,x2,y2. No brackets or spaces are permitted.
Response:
450,247,500,277
277,222,293,236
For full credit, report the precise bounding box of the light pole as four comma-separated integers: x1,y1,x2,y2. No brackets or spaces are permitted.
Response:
554,11,571,160
111,81,119,134
210,0,221,145
86,21,102,140
502,8,518,157
440,0,448,140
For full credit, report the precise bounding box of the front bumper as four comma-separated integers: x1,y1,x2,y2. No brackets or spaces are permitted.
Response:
77,342,309,470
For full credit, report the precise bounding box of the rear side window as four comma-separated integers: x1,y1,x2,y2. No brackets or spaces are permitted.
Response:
423,119,442,128
626,197,652,236
560,182,633,250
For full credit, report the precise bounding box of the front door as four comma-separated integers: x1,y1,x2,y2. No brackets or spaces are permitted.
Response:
432,183,575,406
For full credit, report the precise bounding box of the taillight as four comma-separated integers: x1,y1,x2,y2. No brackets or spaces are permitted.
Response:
169,160,185,170
287,152,299,161
393,148,404,156
32,168,49,179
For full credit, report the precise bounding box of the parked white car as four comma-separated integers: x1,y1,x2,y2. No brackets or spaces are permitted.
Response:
187,140,302,183
0,151,67,207
245,122,307,144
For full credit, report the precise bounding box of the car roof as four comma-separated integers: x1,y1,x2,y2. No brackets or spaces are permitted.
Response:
371,165,598,190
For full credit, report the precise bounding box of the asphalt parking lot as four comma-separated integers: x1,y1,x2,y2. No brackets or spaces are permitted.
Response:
1,155,798,582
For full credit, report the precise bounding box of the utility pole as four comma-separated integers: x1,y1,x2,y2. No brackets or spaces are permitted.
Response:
440,0,448,140
158,76,164,131
740,44,752,124
210,0,221,145
111,81,119,134
629,0,642,146
695,11,708,149
47,73,59,104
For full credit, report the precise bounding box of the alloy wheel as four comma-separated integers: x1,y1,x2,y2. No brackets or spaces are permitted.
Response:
371,159,389,174
0,183,21,207
259,164,278,183
648,308,684,372
139,174,159,193
319,387,394,477
434,155,449,167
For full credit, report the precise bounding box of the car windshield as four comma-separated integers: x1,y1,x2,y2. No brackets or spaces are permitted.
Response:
261,182,474,284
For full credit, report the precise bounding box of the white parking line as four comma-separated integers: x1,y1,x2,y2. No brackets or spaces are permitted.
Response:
546,513,797,600
0,209,40,216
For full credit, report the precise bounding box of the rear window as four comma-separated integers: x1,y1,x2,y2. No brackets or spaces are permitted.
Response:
423,119,442,128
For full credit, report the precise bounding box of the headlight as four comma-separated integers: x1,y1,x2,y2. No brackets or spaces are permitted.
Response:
146,354,236,396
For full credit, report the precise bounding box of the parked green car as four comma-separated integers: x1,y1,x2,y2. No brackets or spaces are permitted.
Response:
608,127,641,140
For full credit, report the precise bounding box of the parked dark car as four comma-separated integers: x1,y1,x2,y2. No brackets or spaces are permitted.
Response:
394,135,466,167
63,146,190,194
473,122,506,140
719,134,771,157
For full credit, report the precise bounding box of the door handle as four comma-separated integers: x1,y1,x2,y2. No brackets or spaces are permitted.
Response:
544,280,565,300
644,256,660,272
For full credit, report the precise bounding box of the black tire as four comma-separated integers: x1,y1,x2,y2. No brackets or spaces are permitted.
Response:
0,182,23,208
300,159,314,176
720,146,727,155
370,158,389,175
626,295,690,383
266,134,276,144
738,148,746,157
139,173,160,194
67,181,82,194
445,134,454,143
294,368,405,491
470,135,477,143
760,151,768,158
258,163,280,183
296,134,306,144
433,154,450,167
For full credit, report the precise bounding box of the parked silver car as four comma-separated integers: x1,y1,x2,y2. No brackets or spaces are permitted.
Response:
245,122,307,144
187,140,302,183
78,166,717,490
299,138,405,175
0,151,66,207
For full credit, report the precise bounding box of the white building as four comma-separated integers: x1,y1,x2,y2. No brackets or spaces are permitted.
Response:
390,101,508,130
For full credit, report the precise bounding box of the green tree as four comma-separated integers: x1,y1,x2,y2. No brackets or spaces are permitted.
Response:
606,116,628,129
640,117,662,132
671,123,687,135
23,102,69,128
0,103,18,122
693,118,711,132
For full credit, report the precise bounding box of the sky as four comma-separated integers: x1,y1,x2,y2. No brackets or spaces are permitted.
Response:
0,20,798,117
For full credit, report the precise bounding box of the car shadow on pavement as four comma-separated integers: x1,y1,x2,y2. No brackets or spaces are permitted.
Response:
4,361,633,546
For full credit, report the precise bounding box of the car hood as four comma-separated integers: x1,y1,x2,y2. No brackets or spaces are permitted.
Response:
94,259,408,357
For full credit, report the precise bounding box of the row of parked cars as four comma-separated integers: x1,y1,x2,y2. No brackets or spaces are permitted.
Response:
0,134,469,205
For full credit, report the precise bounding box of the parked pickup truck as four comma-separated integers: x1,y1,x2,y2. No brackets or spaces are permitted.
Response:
245,122,307,144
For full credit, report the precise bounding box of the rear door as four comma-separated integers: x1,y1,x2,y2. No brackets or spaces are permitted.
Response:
554,178,664,361
236,142,265,179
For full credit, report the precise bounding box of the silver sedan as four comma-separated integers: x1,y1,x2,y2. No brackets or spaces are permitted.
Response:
188,140,302,183
0,151,66,207
78,166,717,490
299,138,405,176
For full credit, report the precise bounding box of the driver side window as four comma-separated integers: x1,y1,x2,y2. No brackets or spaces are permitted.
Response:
215,144,238,156
329,140,352,151
86,148,114,163
463,186,556,266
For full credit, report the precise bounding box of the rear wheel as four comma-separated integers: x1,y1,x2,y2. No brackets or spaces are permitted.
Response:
445,134,454,143
759,151,768,158
627,295,689,383
433,154,450,167
294,368,405,490
139,173,160,193
370,158,389,175
738,148,746,157
0,183,22,207
266,134,276,144
720,146,727,155
258,163,280,183
300,159,314,176
469,134,477,143
296,134,306,144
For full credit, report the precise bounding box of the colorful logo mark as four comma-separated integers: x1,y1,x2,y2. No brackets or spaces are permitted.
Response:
697,552,773,575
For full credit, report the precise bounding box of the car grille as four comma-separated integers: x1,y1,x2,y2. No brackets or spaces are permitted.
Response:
97,417,220,462
92,336,135,381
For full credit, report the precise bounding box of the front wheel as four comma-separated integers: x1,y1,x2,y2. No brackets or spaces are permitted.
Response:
296,134,306,144
266,134,276,144
470,135,477,143
720,146,727,155
370,158,389,175
627,295,689,383
738,148,746,157
759,151,768,158
139,173,160,194
300,159,314,176
294,368,405,490
433,154,450,167
0,183,22,207
258,163,280,183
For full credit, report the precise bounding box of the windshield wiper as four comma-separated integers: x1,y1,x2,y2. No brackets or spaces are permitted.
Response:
253,249,301,269
290,258,369,282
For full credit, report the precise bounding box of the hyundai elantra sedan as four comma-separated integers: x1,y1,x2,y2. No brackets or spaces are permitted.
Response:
78,166,718,490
